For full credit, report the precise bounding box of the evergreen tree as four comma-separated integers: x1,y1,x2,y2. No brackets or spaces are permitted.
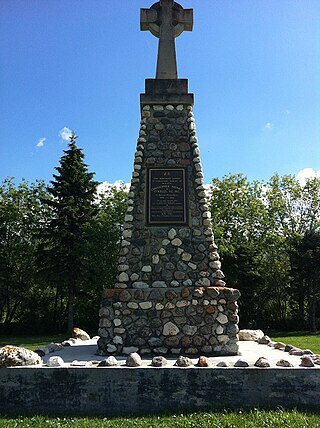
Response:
38,133,98,332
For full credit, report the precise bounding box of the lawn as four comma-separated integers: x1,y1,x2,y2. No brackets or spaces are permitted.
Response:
270,331,320,354
0,334,66,351
0,409,320,428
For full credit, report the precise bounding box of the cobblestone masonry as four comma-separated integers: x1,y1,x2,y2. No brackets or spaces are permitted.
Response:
98,99,240,356
98,286,240,356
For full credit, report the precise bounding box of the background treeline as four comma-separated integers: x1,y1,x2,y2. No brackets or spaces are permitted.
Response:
0,138,319,334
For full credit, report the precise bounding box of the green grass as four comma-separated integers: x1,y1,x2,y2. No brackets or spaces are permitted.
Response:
0,334,66,351
270,331,320,354
0,409,320,427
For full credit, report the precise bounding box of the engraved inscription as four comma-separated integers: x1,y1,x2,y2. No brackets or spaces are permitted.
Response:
148,168,187,224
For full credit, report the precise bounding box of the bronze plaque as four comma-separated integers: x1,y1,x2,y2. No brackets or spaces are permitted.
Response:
148,168,187,224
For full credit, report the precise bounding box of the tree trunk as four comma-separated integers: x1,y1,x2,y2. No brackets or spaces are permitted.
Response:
309,295,317,332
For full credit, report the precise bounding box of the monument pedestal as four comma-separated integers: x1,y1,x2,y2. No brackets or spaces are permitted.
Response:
98,80,240,356
98,286,239,356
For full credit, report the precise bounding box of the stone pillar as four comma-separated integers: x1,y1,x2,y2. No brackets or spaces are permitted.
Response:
97,79,240,356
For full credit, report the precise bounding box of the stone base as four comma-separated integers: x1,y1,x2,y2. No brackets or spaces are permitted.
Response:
98,286,240,356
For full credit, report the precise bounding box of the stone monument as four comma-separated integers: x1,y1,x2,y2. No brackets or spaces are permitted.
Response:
98,0,240,356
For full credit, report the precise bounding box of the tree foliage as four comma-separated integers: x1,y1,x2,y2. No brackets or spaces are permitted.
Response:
209,173,320,330
1,164,319,334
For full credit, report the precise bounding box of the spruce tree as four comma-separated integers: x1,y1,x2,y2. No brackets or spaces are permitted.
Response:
39,133,98,332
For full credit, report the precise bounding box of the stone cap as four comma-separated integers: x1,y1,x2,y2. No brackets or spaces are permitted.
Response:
140,79,194,105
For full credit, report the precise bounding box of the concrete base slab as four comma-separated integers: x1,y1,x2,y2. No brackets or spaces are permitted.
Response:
1,340,319,415
40,339,314,367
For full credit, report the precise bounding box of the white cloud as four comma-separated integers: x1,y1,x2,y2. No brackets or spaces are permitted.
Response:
296,168,320,186
36,137,46,148
97,180,130,194
58,127,72,141
264,122,273,130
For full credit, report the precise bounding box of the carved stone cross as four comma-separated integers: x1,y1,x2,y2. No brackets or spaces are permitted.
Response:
141,1,193,79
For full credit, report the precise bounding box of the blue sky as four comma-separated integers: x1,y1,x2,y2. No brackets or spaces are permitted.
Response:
0,0,319,186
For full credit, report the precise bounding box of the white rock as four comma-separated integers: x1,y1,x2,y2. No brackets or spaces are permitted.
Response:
188,262,197,270
142,265,152,272
152,255,160,264
118,272,129,282
202,211,211,219
0,346,42,367
216,325,224,335
181,252,192,261
118,264,129,272
218,335,230,343
176,300,190,308
239,329,265,341
139,301,153,310
47,356,64,367
113,319,122,326
168,228,177,239
122,230,132,239
156,303,164,310
71,328,90,341
217,313,229,324
163,321,180,336
172,238,182,246
127,302,139,309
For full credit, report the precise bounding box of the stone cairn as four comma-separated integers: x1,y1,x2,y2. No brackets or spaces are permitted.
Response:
98,1,240,357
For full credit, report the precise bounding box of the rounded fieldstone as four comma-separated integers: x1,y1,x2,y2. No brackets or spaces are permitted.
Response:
174,356,193,367
118,272,129,282
168,228,177,239
216,313,228,324
276,359,294,367
126,353,142,367
119,290,131,302
258,335,272,345
152,356,168,367
216,361,229,367
163,321,179,336
197,356,209,367
98,356,119,367
0,346,42,368
274,342,286,350
234,359,249,367
164,336,180,347
284,344,294,352
148,337,163,347
174,271,185,280
254,357,270,367
300,356,314,367
47,356,64,367
182,325,197,336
